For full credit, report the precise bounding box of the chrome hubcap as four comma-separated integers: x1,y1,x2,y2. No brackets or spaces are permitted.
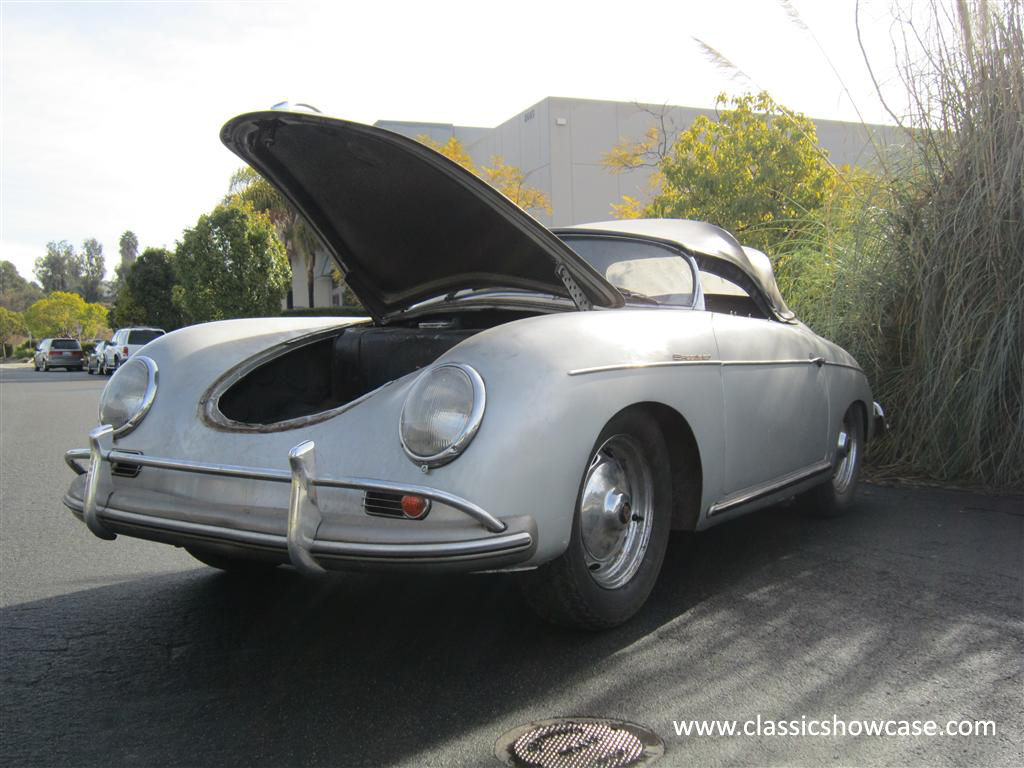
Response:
579,434,654,589
832,412,859,494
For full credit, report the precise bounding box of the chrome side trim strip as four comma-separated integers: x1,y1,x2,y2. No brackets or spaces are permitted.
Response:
824,360,866,373
708,460,833,517
568,360,720,376
568,358,863,376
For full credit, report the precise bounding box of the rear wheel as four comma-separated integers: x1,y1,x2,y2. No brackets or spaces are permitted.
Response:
187,547,280,574
800,404,864,517
518,410,672,629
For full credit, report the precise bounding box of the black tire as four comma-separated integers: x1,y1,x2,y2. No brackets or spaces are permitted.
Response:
186,547,280,574
799,404,865,517
518,409,673,629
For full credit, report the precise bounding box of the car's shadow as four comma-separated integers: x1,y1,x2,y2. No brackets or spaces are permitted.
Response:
2,487,1020,767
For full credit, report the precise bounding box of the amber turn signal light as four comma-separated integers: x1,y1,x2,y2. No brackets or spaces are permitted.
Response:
400,495,430,519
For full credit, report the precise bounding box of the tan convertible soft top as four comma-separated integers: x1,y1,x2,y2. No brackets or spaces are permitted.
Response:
558,219,795,321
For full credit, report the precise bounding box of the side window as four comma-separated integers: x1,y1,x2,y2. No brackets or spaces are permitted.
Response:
698,263,770,320
560,235,696,307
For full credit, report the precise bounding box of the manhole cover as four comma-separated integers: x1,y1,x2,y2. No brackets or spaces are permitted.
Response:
495,718,663,768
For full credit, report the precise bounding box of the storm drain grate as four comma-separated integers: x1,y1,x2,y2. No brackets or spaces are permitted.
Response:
495,718,663,768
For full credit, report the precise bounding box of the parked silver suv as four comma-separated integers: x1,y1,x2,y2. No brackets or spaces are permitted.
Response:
33,338,84,372
100,327,165,375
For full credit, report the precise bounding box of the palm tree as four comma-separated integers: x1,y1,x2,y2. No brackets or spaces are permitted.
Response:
227,167,322,307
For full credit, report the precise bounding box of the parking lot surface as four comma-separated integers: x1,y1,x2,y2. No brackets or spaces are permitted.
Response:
1,364,1021,767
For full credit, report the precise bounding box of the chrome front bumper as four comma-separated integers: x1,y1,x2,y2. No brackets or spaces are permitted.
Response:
64,425,534,573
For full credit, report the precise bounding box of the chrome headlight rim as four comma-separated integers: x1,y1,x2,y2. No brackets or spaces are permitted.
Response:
399,362,486,468
99,355,159,438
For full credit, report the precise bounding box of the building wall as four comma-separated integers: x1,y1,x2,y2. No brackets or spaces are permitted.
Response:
281,247,340,310
376,96,904,229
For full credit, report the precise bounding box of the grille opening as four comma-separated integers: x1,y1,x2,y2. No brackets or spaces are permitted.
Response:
363,491,405,518
111,451,142,478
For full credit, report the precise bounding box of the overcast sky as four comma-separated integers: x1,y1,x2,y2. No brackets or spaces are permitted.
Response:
1,0,910,283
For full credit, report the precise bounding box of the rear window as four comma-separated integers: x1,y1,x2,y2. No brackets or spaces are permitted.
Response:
51,339,81,350
127,330,164,345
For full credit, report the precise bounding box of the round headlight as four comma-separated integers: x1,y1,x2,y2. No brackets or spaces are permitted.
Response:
399,363,485,467
98,356,158,436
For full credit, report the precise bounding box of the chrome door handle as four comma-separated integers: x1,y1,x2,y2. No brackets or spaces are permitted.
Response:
809,356,825,367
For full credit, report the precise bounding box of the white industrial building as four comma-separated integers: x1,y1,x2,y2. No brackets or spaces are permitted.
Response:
289,96,900,308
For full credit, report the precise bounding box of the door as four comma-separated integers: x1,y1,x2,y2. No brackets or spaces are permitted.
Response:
712,312,830,496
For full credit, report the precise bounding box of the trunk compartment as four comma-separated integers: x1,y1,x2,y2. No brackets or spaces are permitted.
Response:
215,309,535,427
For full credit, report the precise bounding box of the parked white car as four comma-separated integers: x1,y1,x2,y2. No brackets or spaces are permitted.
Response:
64,109,885,628
100,327,165,375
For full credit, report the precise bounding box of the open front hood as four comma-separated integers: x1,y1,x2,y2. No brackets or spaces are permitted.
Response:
221,110,623,319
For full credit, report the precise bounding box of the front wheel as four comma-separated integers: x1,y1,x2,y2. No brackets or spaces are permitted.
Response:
518,410,672,629
800,404,864,517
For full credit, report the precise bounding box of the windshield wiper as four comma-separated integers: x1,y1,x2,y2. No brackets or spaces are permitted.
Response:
617,288,660,305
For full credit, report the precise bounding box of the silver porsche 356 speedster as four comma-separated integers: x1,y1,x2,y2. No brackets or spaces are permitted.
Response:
63,108,885,628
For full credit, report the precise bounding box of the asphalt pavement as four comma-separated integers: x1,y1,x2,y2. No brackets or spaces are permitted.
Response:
1,363,1021,767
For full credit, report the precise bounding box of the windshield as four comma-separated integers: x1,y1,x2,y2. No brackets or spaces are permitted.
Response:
559,235,695,307
128,330,163,345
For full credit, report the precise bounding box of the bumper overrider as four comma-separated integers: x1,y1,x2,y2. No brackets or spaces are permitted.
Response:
63,425,535,574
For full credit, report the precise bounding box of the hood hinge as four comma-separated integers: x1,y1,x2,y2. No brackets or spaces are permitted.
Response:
555,264,592,311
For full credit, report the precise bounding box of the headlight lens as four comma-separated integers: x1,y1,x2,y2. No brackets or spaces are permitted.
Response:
399,363,485,466
98,356,158,436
